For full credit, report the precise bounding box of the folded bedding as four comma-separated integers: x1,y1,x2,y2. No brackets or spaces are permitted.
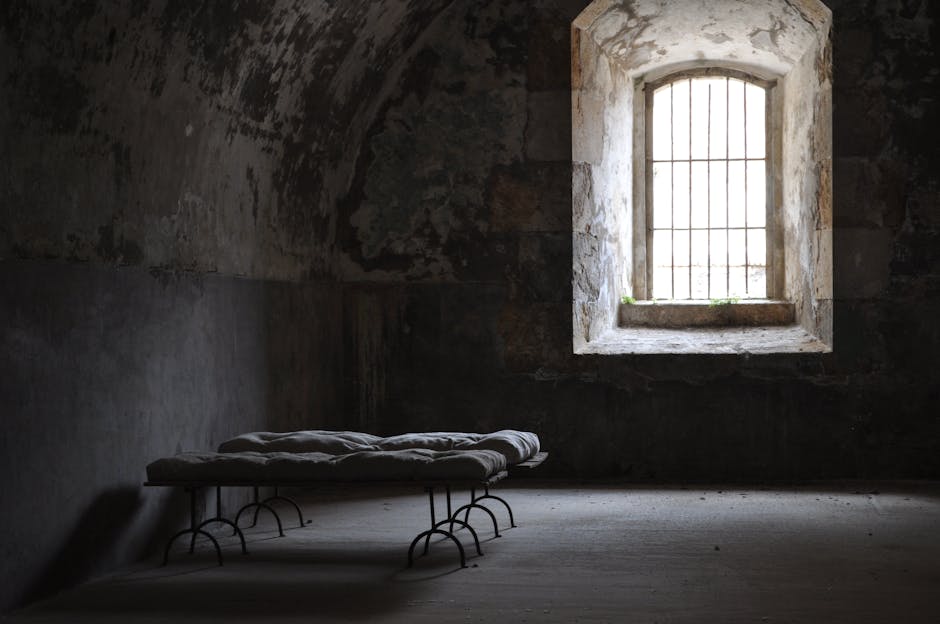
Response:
218,429,540,464
147,448,508,483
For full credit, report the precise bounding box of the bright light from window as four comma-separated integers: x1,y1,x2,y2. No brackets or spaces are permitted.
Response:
650,76,767,300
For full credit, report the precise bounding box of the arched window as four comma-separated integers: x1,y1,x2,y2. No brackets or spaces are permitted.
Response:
645,70,776,301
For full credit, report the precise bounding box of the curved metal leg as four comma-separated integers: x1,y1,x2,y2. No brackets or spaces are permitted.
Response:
451,502,500,538
463,488,474,526
233,504,253,530
197,517,248,554
164,529,223,566
234,502,284,536
408,529,466,568
435,517,483,555
261,495,306,528
164,528,193,564
474,491,516,528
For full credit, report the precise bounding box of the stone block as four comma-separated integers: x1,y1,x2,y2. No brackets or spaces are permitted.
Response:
499,302,572,370
833,158,908,228
832,88,889,158
528,19,571,91
833,228,893,299
526,91,571,162
510,233,573,303
489,163,571,233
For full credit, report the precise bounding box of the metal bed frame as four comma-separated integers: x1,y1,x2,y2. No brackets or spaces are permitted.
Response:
145,451,548,569
145,471,511,569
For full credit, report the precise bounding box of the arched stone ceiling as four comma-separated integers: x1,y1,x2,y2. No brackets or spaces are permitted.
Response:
1,0,454,280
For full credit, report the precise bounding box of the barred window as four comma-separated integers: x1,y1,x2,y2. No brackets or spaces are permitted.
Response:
646,70,774,301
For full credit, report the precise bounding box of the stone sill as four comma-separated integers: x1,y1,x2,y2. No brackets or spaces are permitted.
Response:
577,325,831,355
619,299,794,328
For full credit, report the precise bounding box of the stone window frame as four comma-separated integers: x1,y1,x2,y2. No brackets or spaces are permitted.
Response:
571,0,833,355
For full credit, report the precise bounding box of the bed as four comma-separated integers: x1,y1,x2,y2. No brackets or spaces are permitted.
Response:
145,430,547,568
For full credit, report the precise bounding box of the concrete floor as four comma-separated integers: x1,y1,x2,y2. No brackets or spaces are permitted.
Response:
5,482,940,623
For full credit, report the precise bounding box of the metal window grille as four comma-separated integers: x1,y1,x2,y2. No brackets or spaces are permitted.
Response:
646,71,773,300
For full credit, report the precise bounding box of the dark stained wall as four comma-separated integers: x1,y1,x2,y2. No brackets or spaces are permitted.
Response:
1,0,939,613
0,0,452,611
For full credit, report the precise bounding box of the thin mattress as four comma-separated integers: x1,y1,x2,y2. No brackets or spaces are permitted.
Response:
218,429,540,465
147,448,508,484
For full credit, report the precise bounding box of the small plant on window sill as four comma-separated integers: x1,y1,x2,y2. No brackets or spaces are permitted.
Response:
708,297,741,306
621,295,636,305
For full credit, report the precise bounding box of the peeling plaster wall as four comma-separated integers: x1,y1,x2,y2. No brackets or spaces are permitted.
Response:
781,40,834,342
572,29,632,348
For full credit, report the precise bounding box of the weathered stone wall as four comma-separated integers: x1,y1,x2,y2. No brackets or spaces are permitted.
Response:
338,0,940,479
0,0,450,611
0,261,342,611
2,0,939,613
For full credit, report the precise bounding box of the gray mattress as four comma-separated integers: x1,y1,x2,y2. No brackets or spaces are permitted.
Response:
218,430,541,465
147,448,508,483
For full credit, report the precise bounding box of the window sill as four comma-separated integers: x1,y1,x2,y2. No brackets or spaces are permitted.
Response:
619,299,794,328
577,324,830,355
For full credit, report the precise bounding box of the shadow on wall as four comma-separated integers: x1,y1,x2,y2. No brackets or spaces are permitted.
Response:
19,486,144,607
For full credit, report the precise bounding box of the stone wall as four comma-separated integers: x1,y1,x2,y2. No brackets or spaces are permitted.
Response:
337,0,939,479
0,0,449,610
2,0,939,613
0,262,341,610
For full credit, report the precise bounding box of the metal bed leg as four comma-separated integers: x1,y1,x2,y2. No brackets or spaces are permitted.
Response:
189,487,248,555
233,486,285,536
451,502,500,538
162,487,224,566
407,486,472,569
472,485,516,528
422,487,436,556
436,516,483,555
442,486,487,548
260,486,307,528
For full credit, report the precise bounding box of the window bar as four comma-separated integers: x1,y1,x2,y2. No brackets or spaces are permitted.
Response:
743,80,749,297
688,78,692,300
670,83,675,300
765,82,773,299
725,77,730,296
653,157,753,163
706,83,712,300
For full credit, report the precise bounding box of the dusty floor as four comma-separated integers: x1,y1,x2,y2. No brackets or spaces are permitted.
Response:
5,482,940,623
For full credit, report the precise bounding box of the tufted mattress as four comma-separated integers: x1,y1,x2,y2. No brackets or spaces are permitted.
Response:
217,429,541,465
146,448,508,484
